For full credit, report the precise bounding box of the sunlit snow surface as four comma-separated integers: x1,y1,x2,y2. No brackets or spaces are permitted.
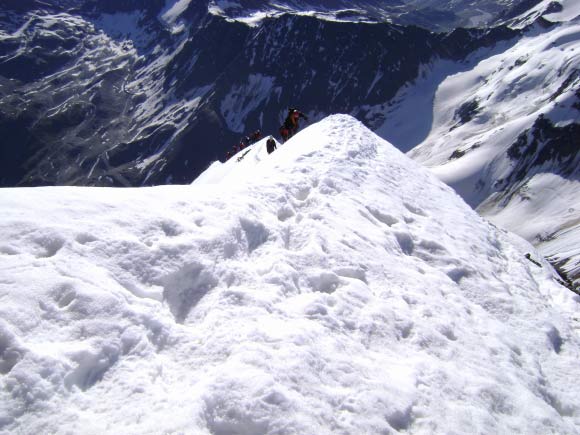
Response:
381,9,580,285
1,116,579,434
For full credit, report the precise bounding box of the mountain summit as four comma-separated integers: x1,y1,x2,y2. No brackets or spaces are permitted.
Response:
1,115,578,434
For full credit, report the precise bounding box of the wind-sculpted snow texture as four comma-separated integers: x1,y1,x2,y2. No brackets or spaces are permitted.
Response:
1,115,579,434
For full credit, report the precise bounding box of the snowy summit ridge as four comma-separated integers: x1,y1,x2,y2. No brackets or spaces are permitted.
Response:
1,115,579,433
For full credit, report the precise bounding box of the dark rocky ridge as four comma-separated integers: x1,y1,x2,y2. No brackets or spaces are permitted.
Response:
500,114,579,197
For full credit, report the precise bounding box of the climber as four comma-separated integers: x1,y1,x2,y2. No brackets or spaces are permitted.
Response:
279,108,308,142
266,137,277,154
250,129,262,143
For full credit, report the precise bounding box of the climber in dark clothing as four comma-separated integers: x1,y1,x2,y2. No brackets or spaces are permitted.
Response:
279,108,308,143
266,137,277,154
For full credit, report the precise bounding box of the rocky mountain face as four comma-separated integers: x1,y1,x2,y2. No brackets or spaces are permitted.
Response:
208,0,528,30
0,0,528,187
503,115,579,189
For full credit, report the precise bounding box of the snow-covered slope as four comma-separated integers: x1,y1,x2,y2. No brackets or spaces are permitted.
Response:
378,4,580,286
498,0,580,29
1,115,579,434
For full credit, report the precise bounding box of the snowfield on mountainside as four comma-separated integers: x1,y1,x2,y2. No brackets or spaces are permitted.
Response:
377,0,580,286
1,115,579,434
